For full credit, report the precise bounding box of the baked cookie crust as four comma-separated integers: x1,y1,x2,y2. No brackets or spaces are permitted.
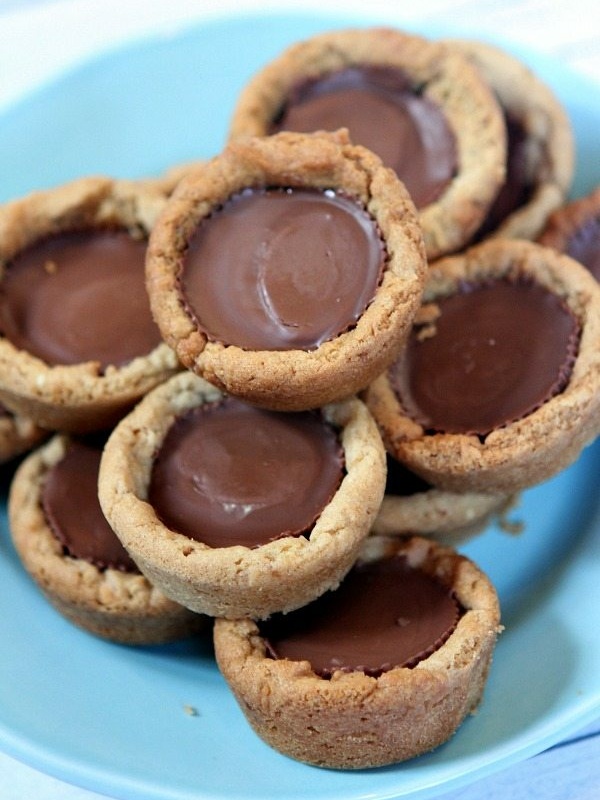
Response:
145,129,426,411
213,535,501,769
227,26,507,260
445,38,574,242
9,434,205,644
97,371,386,620
0,405,47,464
371,484,516,545
538,185,600,276
0,176,180,433
140,160,206,197
364,239,600,493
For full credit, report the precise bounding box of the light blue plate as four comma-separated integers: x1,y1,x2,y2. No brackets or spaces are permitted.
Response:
1,10,600,800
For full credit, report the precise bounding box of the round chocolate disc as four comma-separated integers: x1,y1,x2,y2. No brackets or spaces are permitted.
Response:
391,278,580,437
148,398,344,548
271,66,457,209
261,554,461,677
179,186,385,352
0,229,162,370
42,438,138,572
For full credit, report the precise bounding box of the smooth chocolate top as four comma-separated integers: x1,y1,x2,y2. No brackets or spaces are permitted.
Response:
565,216,600,281
148,398,344,549
271,66,457,209
42,438,138,572
391,278,580,437
472,112,533,241
180,187,385,351
0,229,162,370
261,554,461,677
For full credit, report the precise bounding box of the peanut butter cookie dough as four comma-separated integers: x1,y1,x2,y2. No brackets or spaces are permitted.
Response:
145,129,426,411
213,535,501,769
227,26,507,260
364,239,600,494
371,454,516,545
0,404,47,464
538,185,600,281
0,176,180,433
9,434,205,644
444,38,574,242
140,159,205,197
98,371,386,620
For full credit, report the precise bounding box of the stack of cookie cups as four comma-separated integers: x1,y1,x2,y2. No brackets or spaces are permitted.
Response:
95,126,507,768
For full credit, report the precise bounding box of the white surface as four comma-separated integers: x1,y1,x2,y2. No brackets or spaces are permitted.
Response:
0,1,599,799
1,0,600,111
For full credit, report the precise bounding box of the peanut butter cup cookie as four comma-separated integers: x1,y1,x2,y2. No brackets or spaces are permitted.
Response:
365,239,600,493
538,185,600,281
145,129,426,411
213,535,501,769
98,371,386,620
371,453,515,545
445,38,574,242
0,176,180,433
227,27,506,259
9,434,204,643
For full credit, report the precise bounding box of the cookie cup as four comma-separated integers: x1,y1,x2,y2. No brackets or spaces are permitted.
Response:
213,535,501,769
227,26,506,260
8,435,204,644
445,38,574,241
364,239,600,493
538,185,600,275
0,176,180,433
98,371,386,620
145,129,426,412
372,485,516,545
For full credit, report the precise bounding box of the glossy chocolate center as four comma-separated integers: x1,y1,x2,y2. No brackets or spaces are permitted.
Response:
42,438,138,572
0,229,162,370
180,187,385,351
565,216,600,281
271,66,457,209
472,112,534,241
391,278,580,437
148,398,344,549
261,554,461,677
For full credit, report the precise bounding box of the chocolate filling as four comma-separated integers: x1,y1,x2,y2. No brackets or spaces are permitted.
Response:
271,66,458,209
42,437,138,572
261,554,461,677
391,277,580,437
148,398,344,549
472,112,534,241
179,187,386,351
565,216,600,281
0,229,162,370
